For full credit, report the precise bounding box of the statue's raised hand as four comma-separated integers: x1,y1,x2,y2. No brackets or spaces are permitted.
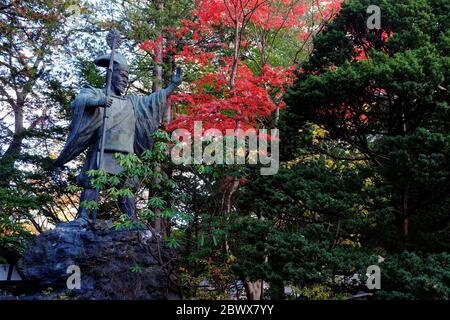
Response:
163,67,183,96
171,67,183,86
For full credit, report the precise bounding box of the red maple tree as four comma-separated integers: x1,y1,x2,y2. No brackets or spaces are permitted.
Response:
140,0,342,134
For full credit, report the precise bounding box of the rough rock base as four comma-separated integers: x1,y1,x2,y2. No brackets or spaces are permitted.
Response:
16,221,180,300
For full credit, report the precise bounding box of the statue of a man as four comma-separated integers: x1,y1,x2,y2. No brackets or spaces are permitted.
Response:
54,53,182,224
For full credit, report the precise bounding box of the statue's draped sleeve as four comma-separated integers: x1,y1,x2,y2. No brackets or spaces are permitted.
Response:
129,89,168,155
54,86,104,167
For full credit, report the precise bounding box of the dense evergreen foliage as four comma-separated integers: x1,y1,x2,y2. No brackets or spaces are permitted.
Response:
275,0,449,299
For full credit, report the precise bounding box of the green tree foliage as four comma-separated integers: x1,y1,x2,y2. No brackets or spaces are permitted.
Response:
285,0,450,242
265,0,450,299
181,0,449,300
0,1,85,257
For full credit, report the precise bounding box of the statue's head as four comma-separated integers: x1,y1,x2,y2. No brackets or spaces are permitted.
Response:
94,53,129,96
111,64,129,96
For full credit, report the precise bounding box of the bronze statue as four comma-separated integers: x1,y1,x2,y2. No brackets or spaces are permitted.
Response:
54,32,182,225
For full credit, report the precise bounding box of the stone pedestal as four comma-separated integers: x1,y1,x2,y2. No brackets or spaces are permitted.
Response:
16,221,180,300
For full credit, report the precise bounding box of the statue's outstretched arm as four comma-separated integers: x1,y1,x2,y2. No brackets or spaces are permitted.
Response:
132,67,183,123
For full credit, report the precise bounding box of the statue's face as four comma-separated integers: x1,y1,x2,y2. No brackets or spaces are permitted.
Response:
111,66,129,96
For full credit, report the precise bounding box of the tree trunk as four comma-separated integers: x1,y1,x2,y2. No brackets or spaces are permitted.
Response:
244,280,263,300
0,103,25,187
149,0,171,237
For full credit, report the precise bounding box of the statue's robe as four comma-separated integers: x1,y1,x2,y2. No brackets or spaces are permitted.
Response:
54,85,168,187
